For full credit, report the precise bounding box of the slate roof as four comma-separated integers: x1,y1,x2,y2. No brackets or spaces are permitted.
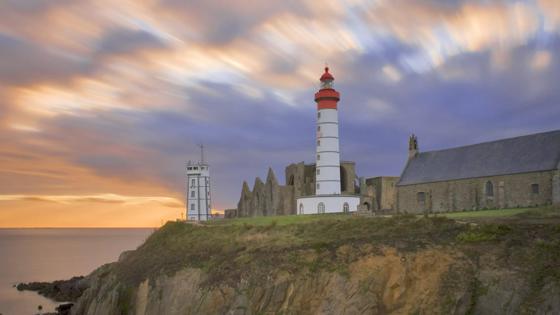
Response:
398,130,560,186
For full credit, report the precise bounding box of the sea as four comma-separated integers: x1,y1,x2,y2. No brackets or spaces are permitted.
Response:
0,228,154,315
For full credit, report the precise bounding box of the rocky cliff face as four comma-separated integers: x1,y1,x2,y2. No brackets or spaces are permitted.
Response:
71,213,560,315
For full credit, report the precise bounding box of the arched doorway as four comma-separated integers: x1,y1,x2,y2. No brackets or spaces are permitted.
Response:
318,202,325,214
363,202,370,211
299,203,304,215
343,202,349,213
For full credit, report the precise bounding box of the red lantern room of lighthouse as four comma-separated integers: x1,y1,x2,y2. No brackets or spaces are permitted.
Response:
296,67,360,215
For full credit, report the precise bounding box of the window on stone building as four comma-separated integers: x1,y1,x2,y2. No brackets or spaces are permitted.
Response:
191,179,196,187
317,169,320,175
318,202,325,214
485,181,494,197
317,154,320,160
317,183,320,190
531,184,539,194
317,140,320,146
190,191,195,198
299,203,304,214
343,202,349,213
417,192,426,203
318,112,321,119
190,204,195,211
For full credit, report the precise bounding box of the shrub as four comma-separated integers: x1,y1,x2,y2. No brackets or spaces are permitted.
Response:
456,224,511,243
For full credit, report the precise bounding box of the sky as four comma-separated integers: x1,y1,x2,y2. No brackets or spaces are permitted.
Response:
1,0,559,227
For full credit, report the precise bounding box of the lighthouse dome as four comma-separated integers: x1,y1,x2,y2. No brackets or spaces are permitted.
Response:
320,67,334,82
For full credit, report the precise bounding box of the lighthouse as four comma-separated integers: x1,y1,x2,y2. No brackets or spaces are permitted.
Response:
296,67,360,215
315,67,342,195
186,145,212,221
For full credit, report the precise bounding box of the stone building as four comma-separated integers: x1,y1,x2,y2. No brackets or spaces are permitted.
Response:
397,130,560,213
237,162,360,217
236,161,403,217
359,176,399,212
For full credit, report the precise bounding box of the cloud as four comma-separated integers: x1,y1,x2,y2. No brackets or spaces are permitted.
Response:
1,0,560,227
0,194,182,206
156,0,307,44
531,50,552,70
0,33,88,86
94,28,168,57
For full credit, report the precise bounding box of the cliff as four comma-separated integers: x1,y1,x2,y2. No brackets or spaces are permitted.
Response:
70,208,560,314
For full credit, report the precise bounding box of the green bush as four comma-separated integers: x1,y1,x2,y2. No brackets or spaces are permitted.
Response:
456,224,511,243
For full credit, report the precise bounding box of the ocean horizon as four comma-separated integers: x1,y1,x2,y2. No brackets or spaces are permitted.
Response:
0,228,154,314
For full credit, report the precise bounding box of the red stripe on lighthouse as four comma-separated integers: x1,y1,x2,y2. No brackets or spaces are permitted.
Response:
315,89,340,110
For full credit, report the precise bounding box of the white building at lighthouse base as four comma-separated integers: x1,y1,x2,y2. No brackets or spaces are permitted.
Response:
297,195,360,215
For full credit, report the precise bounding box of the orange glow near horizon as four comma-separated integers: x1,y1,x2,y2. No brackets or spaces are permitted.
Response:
0,194,186,228
0,194,227,227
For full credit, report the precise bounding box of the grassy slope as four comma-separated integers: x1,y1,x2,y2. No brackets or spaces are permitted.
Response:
115,205,560,292
440,208,531,219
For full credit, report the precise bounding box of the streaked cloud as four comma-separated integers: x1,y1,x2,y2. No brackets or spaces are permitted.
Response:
0,194,182,207
0,0,559,227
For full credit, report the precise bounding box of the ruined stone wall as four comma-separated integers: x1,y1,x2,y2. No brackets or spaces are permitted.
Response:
237,162,358,217
285,162,314,198
224,209,237,219
397,171,555,214
237,168,296,217
361,177,398,212
379,177,399,210
340,162,357,194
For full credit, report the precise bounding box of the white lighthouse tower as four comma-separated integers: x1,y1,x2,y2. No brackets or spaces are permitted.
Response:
186,145,211,221
296,67,360,215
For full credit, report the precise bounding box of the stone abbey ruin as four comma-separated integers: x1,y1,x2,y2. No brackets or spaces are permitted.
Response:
230,129,560,217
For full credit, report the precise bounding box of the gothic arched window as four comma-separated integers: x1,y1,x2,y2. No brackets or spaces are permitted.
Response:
485,181,494,197
343,202,349,213
417,192,426,203
299,203,304,214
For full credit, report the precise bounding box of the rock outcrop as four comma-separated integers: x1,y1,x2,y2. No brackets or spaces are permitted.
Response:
17,276,89,302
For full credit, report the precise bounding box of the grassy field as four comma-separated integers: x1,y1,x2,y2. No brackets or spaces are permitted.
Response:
206,206,559,226
437,208,531,219
199,207,560,229
206,212,353,226
437,205,560,220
